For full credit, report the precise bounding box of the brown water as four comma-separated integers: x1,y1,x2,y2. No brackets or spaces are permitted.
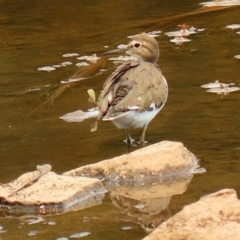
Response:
0,0,240,239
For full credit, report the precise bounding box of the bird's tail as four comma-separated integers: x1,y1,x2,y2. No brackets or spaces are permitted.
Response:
60,109,99,122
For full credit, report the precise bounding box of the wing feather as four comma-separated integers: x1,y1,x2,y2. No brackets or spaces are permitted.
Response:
98,61,168,120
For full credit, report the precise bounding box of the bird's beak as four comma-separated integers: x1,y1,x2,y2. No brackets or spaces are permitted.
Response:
102,48,125,56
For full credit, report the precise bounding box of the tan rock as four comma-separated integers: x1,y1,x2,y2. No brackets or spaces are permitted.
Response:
0,171,107,214
64,141,203,180
143,189,240,240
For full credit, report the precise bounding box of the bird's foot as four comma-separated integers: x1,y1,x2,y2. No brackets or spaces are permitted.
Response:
138,140,148,146
123,137,136,146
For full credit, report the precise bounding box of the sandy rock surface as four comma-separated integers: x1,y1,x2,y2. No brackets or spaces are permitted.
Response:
64,141,202,180
0,171,106,213
143,189,240,240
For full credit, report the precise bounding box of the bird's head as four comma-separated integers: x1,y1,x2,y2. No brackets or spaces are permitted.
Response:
103,33,159,64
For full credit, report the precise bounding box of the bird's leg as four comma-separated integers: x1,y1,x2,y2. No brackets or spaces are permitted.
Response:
139,125,148,145
90,120,98,132
123,128,135,145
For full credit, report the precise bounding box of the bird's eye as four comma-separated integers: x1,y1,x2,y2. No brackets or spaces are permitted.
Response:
133,42,141,48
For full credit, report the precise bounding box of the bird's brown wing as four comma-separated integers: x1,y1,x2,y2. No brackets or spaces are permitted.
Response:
99,61,168,120
115,62,168,112
97,61,139,118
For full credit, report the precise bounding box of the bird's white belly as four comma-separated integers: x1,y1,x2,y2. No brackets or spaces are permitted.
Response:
111,108,161,129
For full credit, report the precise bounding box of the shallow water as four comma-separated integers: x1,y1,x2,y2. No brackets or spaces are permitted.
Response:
0,0,240,239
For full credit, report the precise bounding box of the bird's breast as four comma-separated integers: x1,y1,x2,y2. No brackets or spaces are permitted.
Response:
110,107,162,129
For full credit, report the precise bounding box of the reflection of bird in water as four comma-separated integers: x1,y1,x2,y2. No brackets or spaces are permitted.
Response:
60,33,168,145
110,193,171,232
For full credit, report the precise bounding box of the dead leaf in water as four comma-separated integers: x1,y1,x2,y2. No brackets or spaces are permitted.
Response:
206,86,240,94
201,80,240,95
201,80,230,89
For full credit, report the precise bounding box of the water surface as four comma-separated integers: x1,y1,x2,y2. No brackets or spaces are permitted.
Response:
0,0,240,239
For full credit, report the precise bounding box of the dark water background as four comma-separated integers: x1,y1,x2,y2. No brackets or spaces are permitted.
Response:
0,0,240,239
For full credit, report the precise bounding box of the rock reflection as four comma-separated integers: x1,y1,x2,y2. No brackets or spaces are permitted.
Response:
104,174,192,232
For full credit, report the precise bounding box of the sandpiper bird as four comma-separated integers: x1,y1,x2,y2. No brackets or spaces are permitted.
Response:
60,33,168,145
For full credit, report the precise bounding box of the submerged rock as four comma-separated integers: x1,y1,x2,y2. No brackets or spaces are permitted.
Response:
143,189,240,240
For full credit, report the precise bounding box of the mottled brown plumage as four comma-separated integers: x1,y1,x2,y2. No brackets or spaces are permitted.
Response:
60,33,168,145
98,60,167,116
